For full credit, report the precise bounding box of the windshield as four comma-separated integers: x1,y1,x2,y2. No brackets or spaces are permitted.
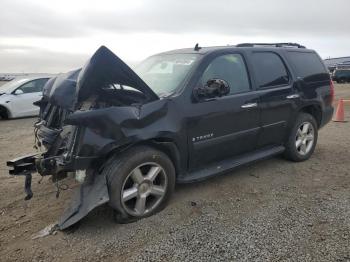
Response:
135,53,199,97
0,78,29,93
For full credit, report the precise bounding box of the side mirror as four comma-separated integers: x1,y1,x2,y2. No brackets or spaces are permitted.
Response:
14,89,24,95
193,79,230,101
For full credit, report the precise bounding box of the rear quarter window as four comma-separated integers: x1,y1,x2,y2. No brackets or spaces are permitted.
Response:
287,52,329,82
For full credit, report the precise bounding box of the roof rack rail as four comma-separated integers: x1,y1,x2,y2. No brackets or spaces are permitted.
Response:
236,43,306,48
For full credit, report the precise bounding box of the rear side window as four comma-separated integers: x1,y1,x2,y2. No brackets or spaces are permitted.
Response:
252,52,289,88
287,52,328,82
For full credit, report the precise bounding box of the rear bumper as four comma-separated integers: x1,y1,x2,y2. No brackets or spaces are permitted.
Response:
320,106,334,128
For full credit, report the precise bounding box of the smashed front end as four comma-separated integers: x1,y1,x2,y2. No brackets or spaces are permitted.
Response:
7,46,160,229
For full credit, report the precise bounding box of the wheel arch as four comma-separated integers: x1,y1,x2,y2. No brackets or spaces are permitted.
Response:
0,104,10,119
101,138,182,178
299,104,322,128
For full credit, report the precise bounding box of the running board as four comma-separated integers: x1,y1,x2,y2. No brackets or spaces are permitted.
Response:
178,146,285,183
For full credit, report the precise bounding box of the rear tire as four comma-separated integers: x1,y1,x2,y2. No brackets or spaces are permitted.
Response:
284,113,318,162
104,146,175,224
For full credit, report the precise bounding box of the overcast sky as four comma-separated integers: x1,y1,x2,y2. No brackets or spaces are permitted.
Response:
0,0,349,73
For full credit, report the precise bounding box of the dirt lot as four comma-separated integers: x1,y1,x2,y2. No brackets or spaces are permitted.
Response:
1,84,350,262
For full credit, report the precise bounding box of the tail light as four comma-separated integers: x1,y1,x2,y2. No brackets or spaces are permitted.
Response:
330,80,335,104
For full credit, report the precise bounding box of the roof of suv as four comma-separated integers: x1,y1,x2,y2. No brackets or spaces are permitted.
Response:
158,43,313,56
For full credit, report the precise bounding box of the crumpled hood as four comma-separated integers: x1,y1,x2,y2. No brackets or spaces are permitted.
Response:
77,45,159,102
42,45,159,110
41,69,80,110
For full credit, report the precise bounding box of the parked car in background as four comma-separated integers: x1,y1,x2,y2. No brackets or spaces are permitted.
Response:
0,76,51,119
332,69,350,83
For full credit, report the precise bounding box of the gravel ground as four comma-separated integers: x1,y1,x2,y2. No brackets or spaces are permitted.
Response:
0,84,350,262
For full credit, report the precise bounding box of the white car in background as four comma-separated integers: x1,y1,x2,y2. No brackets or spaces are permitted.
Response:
0,76,51,119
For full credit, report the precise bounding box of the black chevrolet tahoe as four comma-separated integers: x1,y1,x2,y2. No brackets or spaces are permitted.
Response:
7,43,334,229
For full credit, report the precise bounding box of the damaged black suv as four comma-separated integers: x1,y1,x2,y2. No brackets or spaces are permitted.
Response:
8,43,334,229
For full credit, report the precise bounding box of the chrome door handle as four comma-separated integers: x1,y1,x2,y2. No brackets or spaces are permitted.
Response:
286,94,300,99
241,103,258,109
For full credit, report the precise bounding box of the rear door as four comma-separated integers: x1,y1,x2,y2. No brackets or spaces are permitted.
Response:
187,52,260,170
248,51,298,148
286,51,333,125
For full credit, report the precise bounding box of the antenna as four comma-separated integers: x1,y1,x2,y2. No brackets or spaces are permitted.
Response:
194,43,201,51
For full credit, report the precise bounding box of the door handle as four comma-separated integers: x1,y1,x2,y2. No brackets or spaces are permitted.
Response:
286,94,300,99
241,103,258,109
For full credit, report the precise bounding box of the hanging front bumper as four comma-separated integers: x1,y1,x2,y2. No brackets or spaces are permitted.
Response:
7,154,38,176
7,154,39,200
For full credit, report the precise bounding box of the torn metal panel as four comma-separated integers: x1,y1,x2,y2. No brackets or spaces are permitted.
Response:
64,99,168,132
77,46,159,103
41,46,159,111
58,173,109,230
42,69,81,110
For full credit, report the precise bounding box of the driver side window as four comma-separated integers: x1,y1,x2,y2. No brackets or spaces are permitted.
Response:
200,54,250,95
18,78,48,94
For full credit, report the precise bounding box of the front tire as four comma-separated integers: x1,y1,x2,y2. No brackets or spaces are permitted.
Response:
105,146,175,223
0,106,9,120
284,113,318,162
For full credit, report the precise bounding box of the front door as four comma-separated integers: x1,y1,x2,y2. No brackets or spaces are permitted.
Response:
187,53,260,170
11,78,48,116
